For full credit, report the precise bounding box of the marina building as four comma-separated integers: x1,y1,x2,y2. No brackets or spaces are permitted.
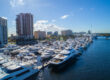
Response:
61,30,73,36
0,17,8,47
34,31,46,40
16,13,33,39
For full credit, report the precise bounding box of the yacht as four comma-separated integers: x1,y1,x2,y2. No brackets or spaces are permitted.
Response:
49,48,77,68
0,68,8,80
0,48,9,53
41,50,54,60
2,62,15,68
0,57,38,80
5,64,23,73
41,52,52,60
0,57,4,61
27,46,39,54
0,60,7,65
1,66,39,80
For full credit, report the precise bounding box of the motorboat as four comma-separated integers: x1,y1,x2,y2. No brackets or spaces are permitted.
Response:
41,52,52,60
5,64,23,73
49,48,77,68
0,60,7,65
2,61,15,68
2,66,39,80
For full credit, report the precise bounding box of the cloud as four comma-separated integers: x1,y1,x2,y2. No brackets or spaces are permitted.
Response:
10,0,24,7
37,20,48,24
79,8,84,11
61,15,69,19
2,17,7,19
34,20,66,33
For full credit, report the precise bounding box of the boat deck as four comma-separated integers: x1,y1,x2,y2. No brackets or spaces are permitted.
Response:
0,68,8,79
14,69,39,80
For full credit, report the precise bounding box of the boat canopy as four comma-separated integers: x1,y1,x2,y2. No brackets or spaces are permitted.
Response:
60,50,70,54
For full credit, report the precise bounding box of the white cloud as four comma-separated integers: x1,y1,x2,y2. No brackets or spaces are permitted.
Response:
34,20,66,33
61,15,69,19
10,0,24,7
37,20,48,24
2,17,7,19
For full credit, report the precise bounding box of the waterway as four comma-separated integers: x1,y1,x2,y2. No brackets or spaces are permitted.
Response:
35,38,110,80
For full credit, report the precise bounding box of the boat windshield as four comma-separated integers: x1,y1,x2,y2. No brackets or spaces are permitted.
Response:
52,58,63,63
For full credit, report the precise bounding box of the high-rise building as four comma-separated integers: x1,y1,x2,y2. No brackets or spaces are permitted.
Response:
16,13,33,39
61,30,73,36
0,17,8,47
34,31,46,39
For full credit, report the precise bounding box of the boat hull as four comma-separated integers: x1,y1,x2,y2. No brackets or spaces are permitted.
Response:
49,54,77,69
6,67,23,73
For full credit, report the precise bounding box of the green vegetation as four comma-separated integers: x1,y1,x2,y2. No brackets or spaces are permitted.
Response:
8,37,16,44
99,33,110,37
46,35,75,41
8,35,76,44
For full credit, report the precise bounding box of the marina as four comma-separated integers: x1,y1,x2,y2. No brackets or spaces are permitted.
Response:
0,35,93,80
0,0,109,80
36,37,110,80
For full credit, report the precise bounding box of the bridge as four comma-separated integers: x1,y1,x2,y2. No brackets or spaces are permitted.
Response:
94,33,110,39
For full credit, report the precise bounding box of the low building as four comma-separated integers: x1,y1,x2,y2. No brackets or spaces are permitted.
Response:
34,31,46,40
61,30,73,36
47,31,52,36
0,17,8,47
10,34,17,40
53,31,58,36
79,32,86,34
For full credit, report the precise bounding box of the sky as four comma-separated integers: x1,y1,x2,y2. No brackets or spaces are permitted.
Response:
0,0,110,36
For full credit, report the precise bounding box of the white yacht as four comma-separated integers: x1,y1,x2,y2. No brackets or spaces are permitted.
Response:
1,66,39,80
0,57,4,61
2,62,15,68
49,48,77,68
41,52,52,60
27,46,39,54
5,64,23,73
41,49,55,60
0,60,7,65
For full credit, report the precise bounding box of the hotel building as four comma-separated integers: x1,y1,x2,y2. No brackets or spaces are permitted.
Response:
61,30,73,36
16,13,33,39
34,31,46,40
0,17,8,47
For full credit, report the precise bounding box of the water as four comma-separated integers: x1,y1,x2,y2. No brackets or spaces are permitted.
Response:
35,39,110,80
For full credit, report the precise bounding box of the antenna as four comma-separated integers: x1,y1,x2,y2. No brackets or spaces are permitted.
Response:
90,24,93,34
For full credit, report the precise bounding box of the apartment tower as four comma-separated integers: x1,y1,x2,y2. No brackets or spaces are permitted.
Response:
16,13,33,39
0,17,8,47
